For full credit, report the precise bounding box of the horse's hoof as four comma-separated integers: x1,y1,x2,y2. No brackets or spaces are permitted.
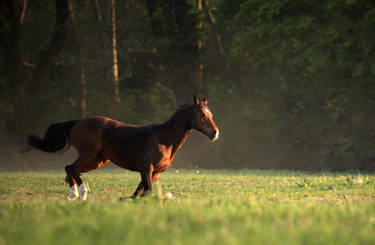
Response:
78,196,87,201
119,196,132,201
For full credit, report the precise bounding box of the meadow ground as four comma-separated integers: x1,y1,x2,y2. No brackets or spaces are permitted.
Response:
0,169,374,245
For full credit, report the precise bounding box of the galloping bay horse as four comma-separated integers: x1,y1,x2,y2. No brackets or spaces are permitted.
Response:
27,96,219,200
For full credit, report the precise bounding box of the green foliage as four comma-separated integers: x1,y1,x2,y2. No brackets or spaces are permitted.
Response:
1,170,375,244
1,0,375,170
212,0,375,170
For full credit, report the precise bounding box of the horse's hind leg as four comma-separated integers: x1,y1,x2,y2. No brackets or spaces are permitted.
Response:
76,175,87,200
74,153,110,200
74,162,88,200
65,158,79,200
65,157,88,200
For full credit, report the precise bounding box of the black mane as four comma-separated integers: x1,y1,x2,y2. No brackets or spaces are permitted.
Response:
166,104,193,125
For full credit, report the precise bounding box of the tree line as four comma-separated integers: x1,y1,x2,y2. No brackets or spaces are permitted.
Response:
1,0,375,171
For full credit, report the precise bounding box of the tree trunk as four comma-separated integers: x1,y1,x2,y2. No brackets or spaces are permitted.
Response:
202,0,225,67
197,0,205,93
28,0,69,95
92,0,103,22
3,0,27,141
110,0,120,117
202,0,246,96
19,0,28,24
68,0,87,118
92,0,113,116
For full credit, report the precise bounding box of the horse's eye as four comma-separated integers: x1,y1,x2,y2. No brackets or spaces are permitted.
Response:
200,112,205,118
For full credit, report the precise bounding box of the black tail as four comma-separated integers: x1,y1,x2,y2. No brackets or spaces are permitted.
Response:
27,120,78,153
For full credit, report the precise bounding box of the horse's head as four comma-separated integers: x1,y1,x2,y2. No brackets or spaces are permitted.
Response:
190,95,219,141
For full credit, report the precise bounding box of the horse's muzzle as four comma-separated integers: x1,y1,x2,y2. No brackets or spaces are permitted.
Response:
209,128,219,141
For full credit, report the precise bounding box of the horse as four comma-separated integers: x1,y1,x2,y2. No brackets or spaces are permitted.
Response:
27,95,219,200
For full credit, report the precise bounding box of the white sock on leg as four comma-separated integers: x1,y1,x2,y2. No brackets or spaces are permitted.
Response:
79,183,88,200
68,184,79,200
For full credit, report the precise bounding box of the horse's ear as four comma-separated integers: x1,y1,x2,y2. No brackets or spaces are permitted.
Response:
202,97,208,105
194,95,200,105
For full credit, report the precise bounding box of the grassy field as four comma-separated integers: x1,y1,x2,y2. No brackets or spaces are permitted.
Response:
0,169,375,245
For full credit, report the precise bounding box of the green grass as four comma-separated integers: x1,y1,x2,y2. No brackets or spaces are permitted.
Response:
0,169,375,245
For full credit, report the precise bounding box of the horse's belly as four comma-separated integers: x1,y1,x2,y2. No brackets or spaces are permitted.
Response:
102,143,139,171
108,156,139,172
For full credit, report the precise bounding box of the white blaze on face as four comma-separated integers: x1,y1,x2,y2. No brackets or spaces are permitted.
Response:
213,128,219,141
203,106,218,141
204,108,213,118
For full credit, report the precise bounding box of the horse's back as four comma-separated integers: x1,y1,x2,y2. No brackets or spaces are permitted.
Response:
71,116,125,153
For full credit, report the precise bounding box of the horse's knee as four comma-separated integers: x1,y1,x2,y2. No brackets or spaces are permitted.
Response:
152,173,160,183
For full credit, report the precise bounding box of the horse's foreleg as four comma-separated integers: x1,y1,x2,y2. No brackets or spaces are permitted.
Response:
132,182,144,198
138,165,154,197
131,171,160,199
152,173,160,183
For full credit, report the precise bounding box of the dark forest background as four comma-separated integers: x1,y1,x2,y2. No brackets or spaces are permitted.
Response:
1,0,375,171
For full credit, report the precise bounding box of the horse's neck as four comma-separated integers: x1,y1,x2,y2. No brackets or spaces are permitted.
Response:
159,112,192,157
